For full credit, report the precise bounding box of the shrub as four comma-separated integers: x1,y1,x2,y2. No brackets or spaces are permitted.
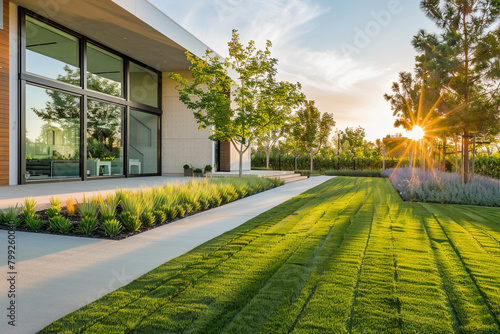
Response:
383,168,500,206
50,216,73,234
22,198,36,219
98,194,120,221
325,170,382,177
121,194,146,218
268,177,285,187
296,170,320,177
183,164,191,169
79,195,99,219
45,207,60,220
79,216,98,234
101,219,123,238
141,212,155,227
66,198,76,216
176,205,186,218
50,197,62,212
120,212,142,232
207,192,222,208
204,164,213,173
162,205,179,220
153,210,166,224
1,205,22,227
25,214,42,230
219,184,238,203
194,168,203,174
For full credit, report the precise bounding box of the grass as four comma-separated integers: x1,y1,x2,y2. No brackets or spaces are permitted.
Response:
39,177,500,333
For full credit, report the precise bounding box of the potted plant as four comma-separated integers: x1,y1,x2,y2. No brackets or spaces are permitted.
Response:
204,164,213,175
193,168,204,177
183,164,193,177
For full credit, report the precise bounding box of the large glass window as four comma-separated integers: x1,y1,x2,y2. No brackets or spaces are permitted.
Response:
87,100,124,177
130,62,159,107
25,16,80,85
87,43,123,97
129,110,158,174
22,12,162,183
25,85,80,180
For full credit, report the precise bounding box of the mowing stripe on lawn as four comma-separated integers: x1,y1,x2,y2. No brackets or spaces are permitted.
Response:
431,212,500,327
417,203,500,333
39,180,338,334
38,177,500,334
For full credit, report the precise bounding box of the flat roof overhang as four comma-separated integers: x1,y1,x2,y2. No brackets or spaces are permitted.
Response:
11,0,213,71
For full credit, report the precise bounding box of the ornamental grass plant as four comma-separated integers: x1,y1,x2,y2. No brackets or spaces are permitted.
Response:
2,177,279,238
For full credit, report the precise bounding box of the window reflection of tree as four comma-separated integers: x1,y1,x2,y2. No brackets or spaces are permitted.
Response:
32,66,122,161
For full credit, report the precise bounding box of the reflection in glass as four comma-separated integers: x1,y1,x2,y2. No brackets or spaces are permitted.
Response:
130,62,158,107
25,85,80,180
87,43,123,97
129,109,158,174
25,15,80,85
87,100,124,176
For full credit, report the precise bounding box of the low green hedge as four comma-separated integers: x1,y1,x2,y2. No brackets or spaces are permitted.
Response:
325,170,383,177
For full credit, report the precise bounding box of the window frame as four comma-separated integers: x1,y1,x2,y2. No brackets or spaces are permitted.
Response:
19,7,162,184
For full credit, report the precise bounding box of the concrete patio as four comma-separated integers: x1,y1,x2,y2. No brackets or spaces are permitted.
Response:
0,175,332,334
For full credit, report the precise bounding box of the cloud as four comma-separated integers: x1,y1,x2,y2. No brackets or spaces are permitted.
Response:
148,0,398,140
166,0,386,92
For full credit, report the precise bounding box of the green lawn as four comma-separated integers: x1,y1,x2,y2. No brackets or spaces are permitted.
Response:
39,177,500,333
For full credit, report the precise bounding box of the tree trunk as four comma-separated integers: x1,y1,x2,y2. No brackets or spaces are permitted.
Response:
442,137,447,172
471,134,476,181
462,134,469,184
454,134,459,174
239,144,243,178
265,148,270,169
295,156,298,171
310,151,314,171
461,9,470,184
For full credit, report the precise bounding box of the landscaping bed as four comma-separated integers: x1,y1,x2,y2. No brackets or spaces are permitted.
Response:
0,177,283,240
39,177,500,333
383,167,500,206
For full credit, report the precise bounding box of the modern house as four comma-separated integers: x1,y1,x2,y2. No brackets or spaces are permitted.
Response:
0,0,251,187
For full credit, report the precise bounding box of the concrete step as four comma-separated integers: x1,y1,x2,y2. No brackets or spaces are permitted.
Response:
282,175,309,184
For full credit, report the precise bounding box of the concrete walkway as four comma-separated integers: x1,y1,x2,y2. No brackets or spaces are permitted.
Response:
0,176,332,334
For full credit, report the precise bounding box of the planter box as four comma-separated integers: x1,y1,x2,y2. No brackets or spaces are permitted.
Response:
194,172,205,177
184,168,193,177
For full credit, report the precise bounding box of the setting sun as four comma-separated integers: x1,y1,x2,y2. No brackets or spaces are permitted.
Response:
407,125,425,141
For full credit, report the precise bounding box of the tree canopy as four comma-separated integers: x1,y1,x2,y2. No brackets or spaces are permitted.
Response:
169,30,304,176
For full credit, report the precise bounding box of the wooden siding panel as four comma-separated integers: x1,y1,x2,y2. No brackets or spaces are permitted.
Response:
218,141,231,172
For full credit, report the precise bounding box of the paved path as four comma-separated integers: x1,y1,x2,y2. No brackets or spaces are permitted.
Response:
0,176,332,333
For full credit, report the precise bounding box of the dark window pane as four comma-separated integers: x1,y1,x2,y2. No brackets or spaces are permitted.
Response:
129,109,158,174
130,62,158,107
25,85,80,180
87,43,123,97
87,100,124,176
25,16,80,85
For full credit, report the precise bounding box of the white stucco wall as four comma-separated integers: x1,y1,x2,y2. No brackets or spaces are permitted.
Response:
9,3,18,185
230,142,251,172
161,71,214,174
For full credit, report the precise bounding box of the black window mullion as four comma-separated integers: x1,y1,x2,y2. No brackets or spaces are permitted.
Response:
124,106,130,177
81,38,87,90
81,95,87,181
19,8,163,183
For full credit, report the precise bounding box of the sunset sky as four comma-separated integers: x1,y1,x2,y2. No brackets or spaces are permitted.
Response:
149,0,438,142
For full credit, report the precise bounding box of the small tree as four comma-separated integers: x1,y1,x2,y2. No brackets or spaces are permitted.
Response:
291,100,335,171
169,30,303,177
